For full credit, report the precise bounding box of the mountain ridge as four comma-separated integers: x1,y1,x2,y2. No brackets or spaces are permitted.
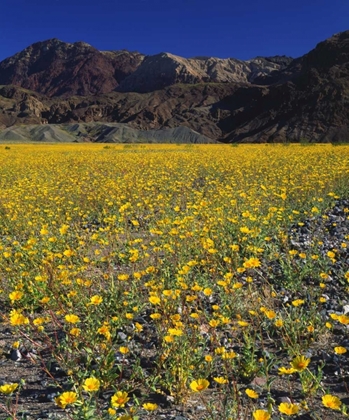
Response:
0,31,349,142
0,38,293,96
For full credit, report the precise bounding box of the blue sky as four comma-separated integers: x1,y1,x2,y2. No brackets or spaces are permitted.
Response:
0,0,348,61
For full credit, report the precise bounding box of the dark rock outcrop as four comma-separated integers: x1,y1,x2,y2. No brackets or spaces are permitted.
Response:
219,31,349,142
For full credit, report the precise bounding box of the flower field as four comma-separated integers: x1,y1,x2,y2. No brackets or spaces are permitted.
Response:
0,143,349,419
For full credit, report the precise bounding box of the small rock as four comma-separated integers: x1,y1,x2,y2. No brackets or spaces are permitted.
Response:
117,332,127,341
10,349,22,361
250,376,267,387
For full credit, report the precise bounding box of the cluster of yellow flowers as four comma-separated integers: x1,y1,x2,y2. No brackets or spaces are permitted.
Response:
190,376,342,417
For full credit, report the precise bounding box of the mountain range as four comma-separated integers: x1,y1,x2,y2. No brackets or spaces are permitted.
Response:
0,31,348,142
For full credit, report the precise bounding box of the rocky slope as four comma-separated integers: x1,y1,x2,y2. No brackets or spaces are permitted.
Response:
219,31,349,142
0,122,212,143
0,31,349,142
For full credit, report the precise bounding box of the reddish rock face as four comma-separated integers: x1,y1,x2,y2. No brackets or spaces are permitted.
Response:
0,39,144,97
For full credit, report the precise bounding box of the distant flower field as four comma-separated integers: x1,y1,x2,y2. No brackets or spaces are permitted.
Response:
0,143,349,419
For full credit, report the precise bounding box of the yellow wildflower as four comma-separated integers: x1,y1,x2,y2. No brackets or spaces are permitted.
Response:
278,367,297,375
63,249,74,257
221,351,237,359
9,310,29,326
111,391,129,408
142,403,158,411
278,403,300,415
190,379,210,392
334,346,347,354
338,315,349,324
89,295,103,305
65,314,80,324
265,310,276,319
168,328,183,336
70,328,81,336
243,257,261,269
83,377,100,392
40,296,50,304
253,410,271,420
213,377,228,384
9,291,24,303
290,355,310,372
322,394,342,410
55,391,78,408
292,299,305,307
245,388,259,398
149,296,161,305
0,383,18,394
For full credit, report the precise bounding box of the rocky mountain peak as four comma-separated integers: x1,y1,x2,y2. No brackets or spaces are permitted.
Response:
0,39,144,97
